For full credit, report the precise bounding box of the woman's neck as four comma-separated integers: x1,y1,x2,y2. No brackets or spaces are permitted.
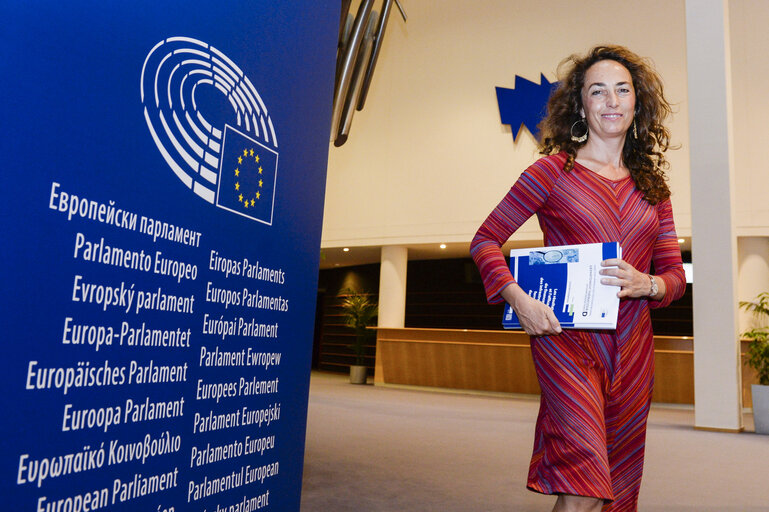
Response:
576,138,629,179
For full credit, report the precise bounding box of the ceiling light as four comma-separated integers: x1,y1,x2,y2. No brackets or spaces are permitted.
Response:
343,247,350,252
678,239,685,244
439,244,447,249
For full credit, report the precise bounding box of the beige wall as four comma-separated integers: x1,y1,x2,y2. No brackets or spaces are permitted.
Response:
322,0,693,248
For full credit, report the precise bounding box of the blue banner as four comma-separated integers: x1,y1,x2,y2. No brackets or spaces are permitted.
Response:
1,3,337,510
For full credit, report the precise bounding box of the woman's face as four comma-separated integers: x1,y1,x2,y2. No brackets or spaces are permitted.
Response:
580,59,636,142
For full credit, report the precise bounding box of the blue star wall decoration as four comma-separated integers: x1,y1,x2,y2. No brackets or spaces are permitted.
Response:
496,74,559,141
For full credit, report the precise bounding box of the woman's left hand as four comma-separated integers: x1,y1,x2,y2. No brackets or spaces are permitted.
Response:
599,258,652,299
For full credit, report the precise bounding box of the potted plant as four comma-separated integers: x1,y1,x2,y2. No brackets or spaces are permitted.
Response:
339,289,378,384
740,292,769,434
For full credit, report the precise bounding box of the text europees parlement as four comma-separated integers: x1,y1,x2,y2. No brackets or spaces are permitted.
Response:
196,377,279,403
17,430,181,488
26,359,188,395
62,317,191,352
49,182,201,247
71,275,194,314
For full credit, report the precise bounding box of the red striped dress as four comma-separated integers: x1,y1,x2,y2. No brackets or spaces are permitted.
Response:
471,152,685,511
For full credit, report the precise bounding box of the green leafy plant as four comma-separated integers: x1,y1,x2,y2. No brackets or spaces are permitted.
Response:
740,292,769,386
339,289,378,366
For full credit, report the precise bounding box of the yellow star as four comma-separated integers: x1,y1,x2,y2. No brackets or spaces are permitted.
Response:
238,156,243,164
255,155,260,163
250,199,255,207
234,168,240,177
244,201,249,209
243,149,248,157
249,149,254,157
258,166,263,174
235,182,240,191
256,191,261,200
239,194,243,202
258,179,263,188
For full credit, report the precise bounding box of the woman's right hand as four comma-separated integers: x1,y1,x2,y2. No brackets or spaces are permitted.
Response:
501,284,562,336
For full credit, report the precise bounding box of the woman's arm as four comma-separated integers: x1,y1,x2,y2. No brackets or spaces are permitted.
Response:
647,198,686,307
471,158,561,334
470,160,558,303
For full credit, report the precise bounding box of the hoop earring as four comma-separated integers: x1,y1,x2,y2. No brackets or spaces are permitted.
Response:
570,118,588,143
633,119,638,139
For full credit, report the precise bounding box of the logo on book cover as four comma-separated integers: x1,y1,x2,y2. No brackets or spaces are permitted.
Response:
141,36,278,225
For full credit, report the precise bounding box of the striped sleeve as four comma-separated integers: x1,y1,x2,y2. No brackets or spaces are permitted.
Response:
648,198,686,309
470,158,559,304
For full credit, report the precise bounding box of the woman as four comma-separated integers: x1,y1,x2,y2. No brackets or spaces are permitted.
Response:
471,45,685,512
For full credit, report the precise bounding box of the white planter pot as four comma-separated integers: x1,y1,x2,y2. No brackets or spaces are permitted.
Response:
349,365,367,385
752,384,769,435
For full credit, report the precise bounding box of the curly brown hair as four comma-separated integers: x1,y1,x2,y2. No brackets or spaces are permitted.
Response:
538,45,673,204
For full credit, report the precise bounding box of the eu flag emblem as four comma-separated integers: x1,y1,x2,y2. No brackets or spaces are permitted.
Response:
216,125,278,225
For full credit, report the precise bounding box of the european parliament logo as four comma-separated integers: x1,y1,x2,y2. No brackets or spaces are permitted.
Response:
496,74,558,142
140,37,278,225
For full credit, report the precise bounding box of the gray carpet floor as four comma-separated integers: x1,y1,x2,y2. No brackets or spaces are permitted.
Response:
301,372,768,511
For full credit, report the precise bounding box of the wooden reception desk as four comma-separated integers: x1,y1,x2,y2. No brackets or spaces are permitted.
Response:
375,328,753,406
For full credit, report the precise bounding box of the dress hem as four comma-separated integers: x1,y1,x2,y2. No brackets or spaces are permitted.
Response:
526,481,613,502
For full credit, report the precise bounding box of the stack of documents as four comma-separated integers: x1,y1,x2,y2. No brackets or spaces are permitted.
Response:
502,242,621,330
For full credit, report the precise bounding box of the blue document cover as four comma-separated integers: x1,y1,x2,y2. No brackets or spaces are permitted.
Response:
502,242,621,330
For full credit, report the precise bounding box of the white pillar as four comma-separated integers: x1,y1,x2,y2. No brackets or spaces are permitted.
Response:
378,245,408,328
738,237,769,332
686,0,743,431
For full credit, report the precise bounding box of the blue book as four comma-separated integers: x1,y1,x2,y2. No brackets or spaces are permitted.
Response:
502,242,621,330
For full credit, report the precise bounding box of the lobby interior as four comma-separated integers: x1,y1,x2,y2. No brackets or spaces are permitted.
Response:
303,1,769,510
